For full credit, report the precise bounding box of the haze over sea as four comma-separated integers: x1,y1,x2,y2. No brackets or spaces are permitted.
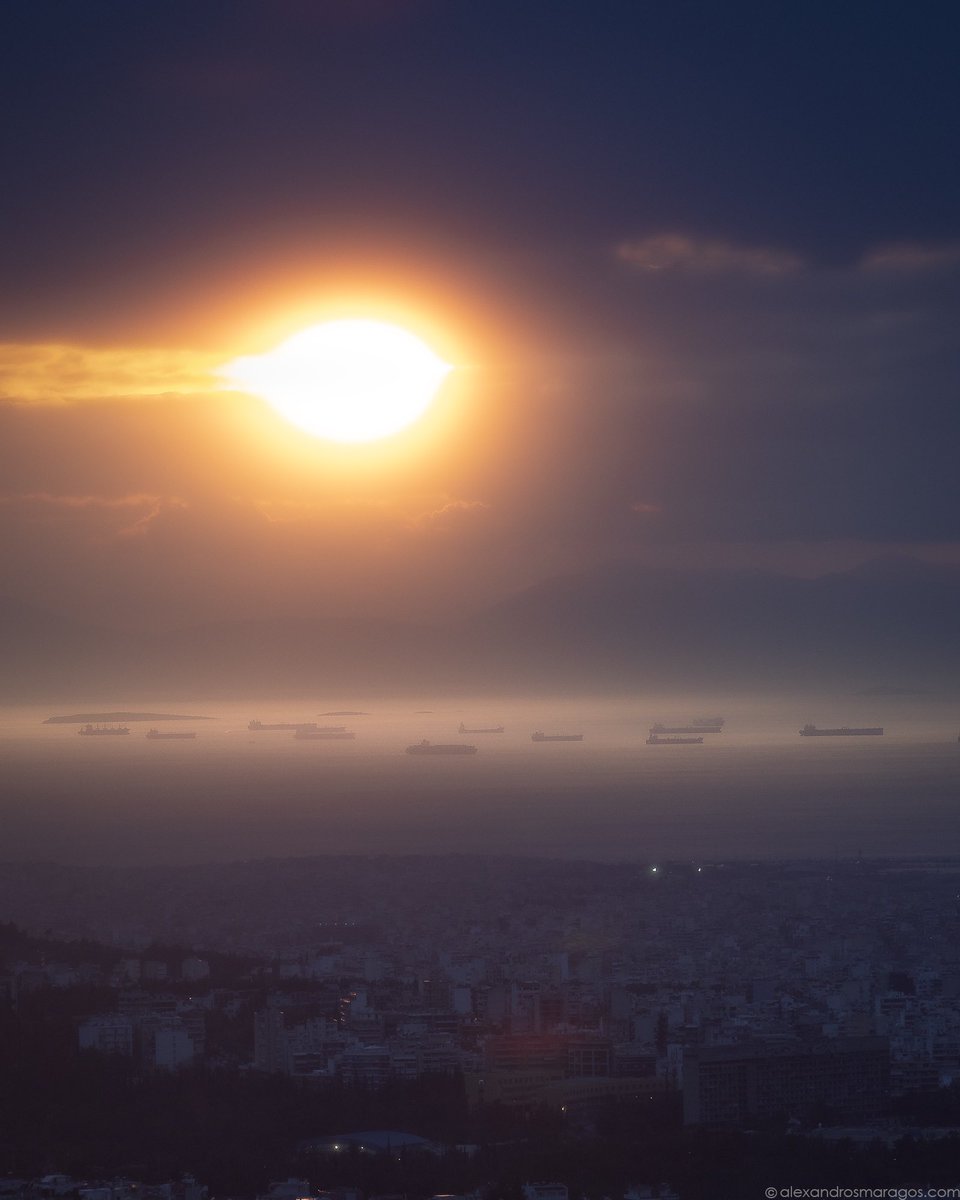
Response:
2,692,958,866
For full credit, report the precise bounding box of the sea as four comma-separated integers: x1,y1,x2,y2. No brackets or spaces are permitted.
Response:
1,691,958,866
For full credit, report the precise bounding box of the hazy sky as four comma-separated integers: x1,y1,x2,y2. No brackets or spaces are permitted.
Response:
2,1,959,629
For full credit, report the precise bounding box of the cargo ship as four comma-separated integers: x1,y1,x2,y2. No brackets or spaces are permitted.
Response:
145,729,196,740
406,740,478,755
531,731,584,742
800,724,884,737
79,724,129,736
650,722,723,735
458,722,505,733
647,734,704,745
295,728,355,740
248,720,318,732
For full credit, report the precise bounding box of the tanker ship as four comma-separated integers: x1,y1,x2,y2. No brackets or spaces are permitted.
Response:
800,724,884,737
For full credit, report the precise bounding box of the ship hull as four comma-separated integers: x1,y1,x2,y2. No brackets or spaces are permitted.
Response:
647,735,704,745
800,726,883,737
406,742,478,755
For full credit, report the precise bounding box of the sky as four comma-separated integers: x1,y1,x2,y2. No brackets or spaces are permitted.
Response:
2,0,959,632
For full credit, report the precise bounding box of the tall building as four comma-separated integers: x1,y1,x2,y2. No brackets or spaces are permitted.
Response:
78,1015,134,1056
683,1037,890,1127
155,1027,195,1070
254,1008,288,1073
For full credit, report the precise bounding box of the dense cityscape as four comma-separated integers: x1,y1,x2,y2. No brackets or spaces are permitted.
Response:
3,856,960,1198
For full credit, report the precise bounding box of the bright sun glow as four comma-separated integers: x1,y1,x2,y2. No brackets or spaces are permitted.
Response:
219,320,452,443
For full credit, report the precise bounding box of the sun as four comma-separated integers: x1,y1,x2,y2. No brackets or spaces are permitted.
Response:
219,319,452,443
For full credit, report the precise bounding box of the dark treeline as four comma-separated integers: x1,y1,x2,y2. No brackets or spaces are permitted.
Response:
3,1001,960,1197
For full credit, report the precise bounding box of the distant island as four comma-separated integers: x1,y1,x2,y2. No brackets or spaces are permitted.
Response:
318,710,369,716
43,712,212,724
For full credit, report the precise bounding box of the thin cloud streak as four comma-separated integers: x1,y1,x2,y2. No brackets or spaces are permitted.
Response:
858,240,960,274
413,498,492,530
617,233,804,276
0,343,221,405
0,491,178,510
